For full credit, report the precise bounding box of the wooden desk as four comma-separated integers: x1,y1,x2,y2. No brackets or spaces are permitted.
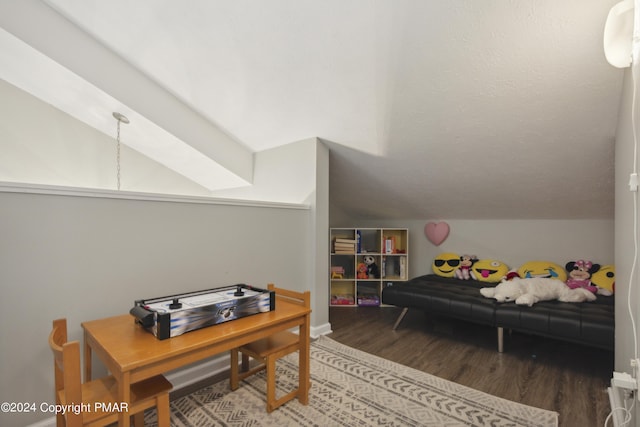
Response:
82,299,311,427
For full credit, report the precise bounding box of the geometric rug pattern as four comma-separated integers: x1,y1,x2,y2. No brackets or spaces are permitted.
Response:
147,335,558,426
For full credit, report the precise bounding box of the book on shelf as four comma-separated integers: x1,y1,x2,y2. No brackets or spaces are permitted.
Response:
333,238,356,254
334,242,355,249
334,237,357,244
383,236,397,254
333,247,355,254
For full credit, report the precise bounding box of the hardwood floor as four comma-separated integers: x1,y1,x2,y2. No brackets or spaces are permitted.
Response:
328,306,614,427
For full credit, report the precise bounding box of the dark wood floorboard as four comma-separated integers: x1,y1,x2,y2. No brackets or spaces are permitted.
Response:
328,306,614,427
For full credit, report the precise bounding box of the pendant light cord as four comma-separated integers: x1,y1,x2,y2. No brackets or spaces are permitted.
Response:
112,112,129,191
116,118,122,191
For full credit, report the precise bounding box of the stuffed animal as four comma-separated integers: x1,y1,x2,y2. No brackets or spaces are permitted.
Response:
479,277,596,306
363,255,380,279
455,254,477,280
565,260,612,296
502,269,521,281
357,263,368,279
565,260,598,293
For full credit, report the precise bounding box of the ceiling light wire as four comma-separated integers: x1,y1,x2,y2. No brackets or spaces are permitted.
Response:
112,112,129,191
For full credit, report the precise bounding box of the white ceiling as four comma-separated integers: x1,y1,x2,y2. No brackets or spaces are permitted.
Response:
1,0,626,219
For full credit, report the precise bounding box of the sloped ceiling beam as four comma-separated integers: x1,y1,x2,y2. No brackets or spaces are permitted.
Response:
0,0,253,191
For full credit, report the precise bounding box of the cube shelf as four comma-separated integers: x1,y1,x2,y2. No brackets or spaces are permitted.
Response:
330,228,409,307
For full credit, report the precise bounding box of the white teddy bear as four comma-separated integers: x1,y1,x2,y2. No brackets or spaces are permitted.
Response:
479,277,596,307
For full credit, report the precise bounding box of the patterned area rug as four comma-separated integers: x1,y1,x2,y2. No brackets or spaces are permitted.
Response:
148,336,558,426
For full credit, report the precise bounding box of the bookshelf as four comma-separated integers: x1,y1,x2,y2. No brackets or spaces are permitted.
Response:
330,228,409,307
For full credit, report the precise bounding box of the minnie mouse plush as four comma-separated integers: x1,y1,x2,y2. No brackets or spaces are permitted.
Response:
565,260,610,295
455,254,477,280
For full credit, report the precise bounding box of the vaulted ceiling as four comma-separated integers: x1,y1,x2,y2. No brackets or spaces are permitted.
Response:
0,0,625,219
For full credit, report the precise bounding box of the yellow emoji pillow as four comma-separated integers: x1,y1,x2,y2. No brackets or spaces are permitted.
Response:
432,252,460,278
517,261,567,282
470,259,509,282
591,264,615,294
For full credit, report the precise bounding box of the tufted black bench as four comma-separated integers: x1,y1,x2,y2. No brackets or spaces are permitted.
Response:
382,274,614,352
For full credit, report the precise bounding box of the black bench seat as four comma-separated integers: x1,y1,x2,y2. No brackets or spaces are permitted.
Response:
382,274,614,352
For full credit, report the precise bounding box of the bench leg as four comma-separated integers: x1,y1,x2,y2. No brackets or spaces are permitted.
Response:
497,327,504,353
392,307,409,331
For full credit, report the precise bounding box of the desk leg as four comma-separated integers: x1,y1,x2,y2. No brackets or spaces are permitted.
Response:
84,331,92,382
298,313,311,405
117,372,131,427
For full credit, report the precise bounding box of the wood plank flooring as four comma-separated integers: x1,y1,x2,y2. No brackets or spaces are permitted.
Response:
328,306,614,427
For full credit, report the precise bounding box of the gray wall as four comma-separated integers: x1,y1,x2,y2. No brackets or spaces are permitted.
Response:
0,191,311,426
346,219,614,279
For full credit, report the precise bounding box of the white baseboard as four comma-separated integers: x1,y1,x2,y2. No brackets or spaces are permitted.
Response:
26,416,55,427
27,415,56,427
164,354,230,390
311,322,332,338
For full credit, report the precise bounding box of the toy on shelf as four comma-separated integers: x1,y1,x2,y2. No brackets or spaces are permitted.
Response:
357,263,368,279
363,255,380,279
331,266,345,279
358,294,380,306
331,295,355,305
